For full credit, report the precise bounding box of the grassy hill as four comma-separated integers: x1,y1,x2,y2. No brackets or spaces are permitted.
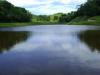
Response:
68,16,100,25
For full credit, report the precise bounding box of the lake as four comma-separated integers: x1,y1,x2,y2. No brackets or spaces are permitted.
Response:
0,25,100,75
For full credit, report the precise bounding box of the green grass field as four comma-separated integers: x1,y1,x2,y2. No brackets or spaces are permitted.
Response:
0,23,34,27
0,22,60,27
68,16,100,25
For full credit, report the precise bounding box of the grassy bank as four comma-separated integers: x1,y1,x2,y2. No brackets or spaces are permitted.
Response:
0,23,33,27
0,22,60,27
0,16,100,27
68,16,100,25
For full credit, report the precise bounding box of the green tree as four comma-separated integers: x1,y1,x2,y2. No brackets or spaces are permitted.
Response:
0,0,32,22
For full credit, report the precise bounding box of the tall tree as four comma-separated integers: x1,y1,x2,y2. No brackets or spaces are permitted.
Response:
0,0,32,22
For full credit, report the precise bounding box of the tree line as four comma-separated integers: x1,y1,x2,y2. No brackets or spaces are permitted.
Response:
0,0,32,22
32,0,100,23
59,0,100,22
0,0,99,23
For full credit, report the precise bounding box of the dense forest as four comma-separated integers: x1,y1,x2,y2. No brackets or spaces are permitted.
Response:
0,0,32,22
0,0,100,24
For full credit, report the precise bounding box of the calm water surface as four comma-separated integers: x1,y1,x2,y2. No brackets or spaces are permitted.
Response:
0,25,100,75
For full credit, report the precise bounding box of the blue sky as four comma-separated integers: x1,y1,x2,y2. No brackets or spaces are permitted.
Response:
7,0,87,15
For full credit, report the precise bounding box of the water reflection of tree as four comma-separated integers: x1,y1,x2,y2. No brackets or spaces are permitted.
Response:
0,31,29,53
79,30,100,52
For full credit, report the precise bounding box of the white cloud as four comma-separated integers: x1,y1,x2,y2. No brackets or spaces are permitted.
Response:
7,0,54,6
7,0,87,15
27,4,76,15
60,0,71,4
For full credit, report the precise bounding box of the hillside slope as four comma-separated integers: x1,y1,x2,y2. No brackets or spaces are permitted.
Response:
68,16,100,25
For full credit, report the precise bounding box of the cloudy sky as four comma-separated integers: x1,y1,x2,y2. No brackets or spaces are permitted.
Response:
7,0,87,15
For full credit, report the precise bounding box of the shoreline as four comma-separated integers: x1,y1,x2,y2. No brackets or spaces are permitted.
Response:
0,16,100,27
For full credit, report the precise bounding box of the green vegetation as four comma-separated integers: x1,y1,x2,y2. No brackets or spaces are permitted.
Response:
32,13,68,24
31,0,100,25
0,0,100,26
0,0,32,22
68,16,100,25
67,0,100,25
76,0,100,17
0,22,59,27
0,23,33,27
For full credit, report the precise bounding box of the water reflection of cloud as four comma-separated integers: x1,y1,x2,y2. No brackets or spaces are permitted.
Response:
7,30,100,69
